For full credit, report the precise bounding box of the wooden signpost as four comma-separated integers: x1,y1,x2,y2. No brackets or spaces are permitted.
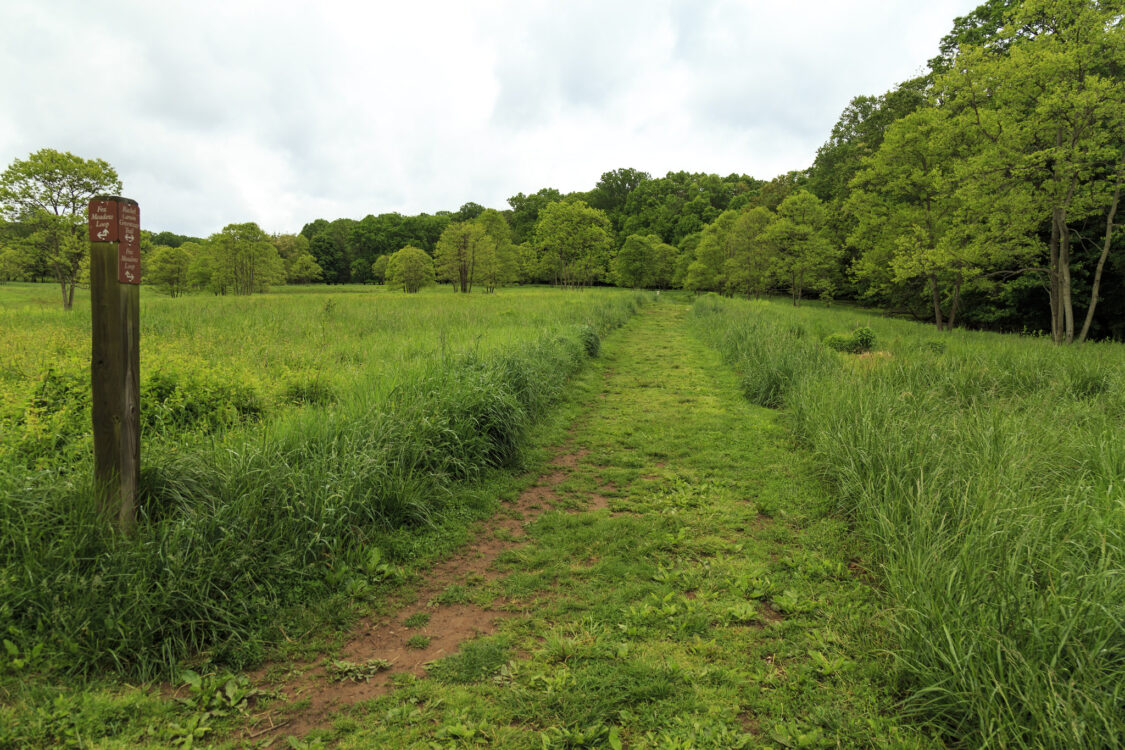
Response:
89,196,140,531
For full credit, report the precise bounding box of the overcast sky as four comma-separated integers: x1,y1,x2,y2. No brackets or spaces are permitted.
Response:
0,1,981,237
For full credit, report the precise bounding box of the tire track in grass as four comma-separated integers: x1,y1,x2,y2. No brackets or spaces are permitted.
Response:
252,302,939,748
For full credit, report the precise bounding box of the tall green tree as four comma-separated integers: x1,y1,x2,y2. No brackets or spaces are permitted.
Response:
0,148,121,308
271,233,322,283
534,201,613,288
684,210,740,292
385,245,435,293
146,245,193,297
724,207,777,299
940,0,1125,341
308,218,355,284
648,236,681,290
371,254,389,284
764,190,839,305
207,223,286,295
475,209,518,292
507,188,563,244
807,78,929,204
435,221,495,292
589,167,651,236
847,106,1004,330
613,234,654,288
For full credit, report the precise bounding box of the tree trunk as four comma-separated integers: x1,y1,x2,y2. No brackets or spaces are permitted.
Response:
929,273,945,331
1078,153,1124,343
1048,210,1062,342
1059,219,1075,344
948,272,963,330
60,278,72,310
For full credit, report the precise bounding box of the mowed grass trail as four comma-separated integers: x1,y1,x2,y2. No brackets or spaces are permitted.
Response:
277,302,933,749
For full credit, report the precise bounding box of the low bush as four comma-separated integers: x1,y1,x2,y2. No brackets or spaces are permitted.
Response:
823,326,875,353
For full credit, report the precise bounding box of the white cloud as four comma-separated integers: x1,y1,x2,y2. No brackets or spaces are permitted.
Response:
0,0,982,236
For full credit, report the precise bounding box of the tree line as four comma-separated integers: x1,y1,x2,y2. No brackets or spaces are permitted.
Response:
1,0,1120,340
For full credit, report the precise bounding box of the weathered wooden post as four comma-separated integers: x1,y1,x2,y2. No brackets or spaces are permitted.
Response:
89,196,141,531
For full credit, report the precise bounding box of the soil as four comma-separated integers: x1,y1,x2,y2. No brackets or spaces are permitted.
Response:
237,442,597,742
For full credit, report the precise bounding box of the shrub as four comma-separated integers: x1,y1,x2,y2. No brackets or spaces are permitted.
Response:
822,333,854,353
578,325,600,357
823,327,875,354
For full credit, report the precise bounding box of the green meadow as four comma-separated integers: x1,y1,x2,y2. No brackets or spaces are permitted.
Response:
0,283,648,679
692,294,1125,748
1,284,1122,748
1,283,641,472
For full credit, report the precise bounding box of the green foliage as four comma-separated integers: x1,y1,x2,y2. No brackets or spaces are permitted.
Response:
823,327,875,354
695,294,1125,747
0,148,120,219
434,221,494,292
0,149,121,309
724,206,776,298
370,254,388,284
0,285,647,679
405,634,431,649
821,333,853,353
620,171,761,247
427,636,511,684
147,244,193,297
474,209,519,292
507,187,563,245
403,612,430,628
806,77,929,204
327,658,392,682
578,325,600,357
203,222,286,295
612,234,652,288
764,190,840,305
385,245,436,293
534,200,613,287
175,669,259,715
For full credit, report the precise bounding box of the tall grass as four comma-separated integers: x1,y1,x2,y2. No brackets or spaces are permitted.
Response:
0,284,646,678
692,294,1125,749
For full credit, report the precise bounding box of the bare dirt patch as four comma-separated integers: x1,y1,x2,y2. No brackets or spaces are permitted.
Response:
234,446,582,744
586,494,612,511
739,711,763,736
549,449,589,469
760,605,786,625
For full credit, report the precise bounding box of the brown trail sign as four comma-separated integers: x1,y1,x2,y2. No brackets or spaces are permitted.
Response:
89,196,140,531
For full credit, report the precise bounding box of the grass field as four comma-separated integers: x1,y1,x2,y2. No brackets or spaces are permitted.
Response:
1,297,932,749
0,282,648,682
0,283,640,472
2,284,1121,748
692,294,1125,748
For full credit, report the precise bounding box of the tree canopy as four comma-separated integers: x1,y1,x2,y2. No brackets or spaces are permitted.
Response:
0,148,122,308
386,245,435,293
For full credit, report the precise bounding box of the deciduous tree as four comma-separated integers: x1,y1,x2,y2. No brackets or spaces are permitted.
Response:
146,245,193,297
475,209,518,292
435,221,495,292
208,223,286,295
534,201,613,288
939,0,1125,341
764,190,839,305
613,234,654,288
386,245,435,293
724,207,777,299
0,148,121,308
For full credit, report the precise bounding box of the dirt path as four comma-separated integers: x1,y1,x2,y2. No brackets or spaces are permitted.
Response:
240,302,928,748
